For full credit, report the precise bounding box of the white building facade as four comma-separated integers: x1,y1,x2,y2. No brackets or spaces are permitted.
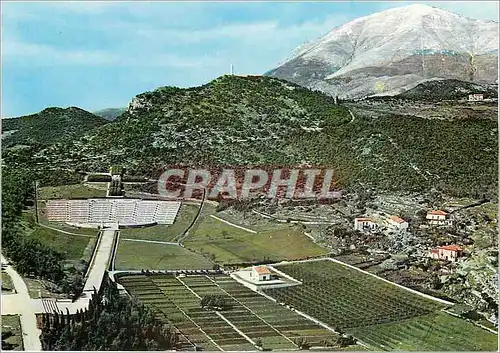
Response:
354,217,378,232
426,210,452,226
250,266,272,281
386,216,409,231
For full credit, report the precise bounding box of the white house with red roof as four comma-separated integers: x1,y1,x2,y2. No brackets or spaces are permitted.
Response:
385,215,409,231
429,245,464,262
426,210,452,226
251,265,272,282
354,217,379,232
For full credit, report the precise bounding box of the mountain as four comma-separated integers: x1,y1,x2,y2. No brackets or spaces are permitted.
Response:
1,107,107,149
266,4,498,99
33,75,497,198
93,107,126,121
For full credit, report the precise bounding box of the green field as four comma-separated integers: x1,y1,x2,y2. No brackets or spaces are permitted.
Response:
1,315,23,350
38,183,106,199
20,210,96,262
120,204,200,242
350,312,498,351
1,271,14,292
185,215,327,265
38,220,99,236
265,259,497,351
118,274,352,351
29,226,96,261
114,241,215,270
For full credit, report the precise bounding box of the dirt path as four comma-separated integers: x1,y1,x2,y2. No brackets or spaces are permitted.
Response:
37,222,95,237
120,238,179,245
210,215,257,234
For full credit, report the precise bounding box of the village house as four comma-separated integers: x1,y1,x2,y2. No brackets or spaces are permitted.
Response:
426,210,453,226
250,265,272,282
385,216,409,231
354,217,379,232
429,245,464,262
468,93,484,101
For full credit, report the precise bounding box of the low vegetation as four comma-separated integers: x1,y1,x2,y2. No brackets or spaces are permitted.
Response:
114,242,214,271
38,184,106,199
185,215,327,265
1,315,23,350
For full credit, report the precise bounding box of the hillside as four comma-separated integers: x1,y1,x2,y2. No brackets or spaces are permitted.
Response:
266,4,498,99
394,79,498,101
2,107,107,149
34,75,497,198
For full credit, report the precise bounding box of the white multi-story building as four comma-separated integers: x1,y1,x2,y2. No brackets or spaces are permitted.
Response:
468,93,484,101
385,216,409,231
426,210,453,226
354,217,378,232
429,245,464,262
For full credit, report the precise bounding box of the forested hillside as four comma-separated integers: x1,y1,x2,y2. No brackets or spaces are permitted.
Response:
2,107,107,149
35,75,496,198
5,75,497,198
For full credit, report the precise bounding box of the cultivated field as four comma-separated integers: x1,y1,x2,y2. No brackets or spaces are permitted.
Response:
114,242,214,271
349,312,498,351
185,215,327,265
264,259,498,351
118,274,349,351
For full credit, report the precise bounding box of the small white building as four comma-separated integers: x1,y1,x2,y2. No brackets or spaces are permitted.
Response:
354,217,378,232
250,266,272,282
426,210,453,226
468,93,484,101
386,216,409,231
429,245,464,262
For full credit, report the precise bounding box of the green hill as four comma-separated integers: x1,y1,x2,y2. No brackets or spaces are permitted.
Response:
2,107,107,149
17,75,499,197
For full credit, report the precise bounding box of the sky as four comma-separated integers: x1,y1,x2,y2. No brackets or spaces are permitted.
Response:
1,1,498,117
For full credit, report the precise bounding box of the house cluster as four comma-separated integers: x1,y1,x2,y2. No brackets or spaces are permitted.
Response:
354,209,453,233
354,214,408,233
429,245,464,262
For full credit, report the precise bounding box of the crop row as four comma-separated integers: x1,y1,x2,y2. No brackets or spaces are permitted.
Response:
265,260,445,330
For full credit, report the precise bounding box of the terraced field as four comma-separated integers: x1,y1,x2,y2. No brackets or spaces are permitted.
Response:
118,274,345,351
265,259,498,351
350,312,498,351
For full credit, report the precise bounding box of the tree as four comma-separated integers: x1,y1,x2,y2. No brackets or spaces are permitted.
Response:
293,337,310,350
200,294,232,311
254,338,263,348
